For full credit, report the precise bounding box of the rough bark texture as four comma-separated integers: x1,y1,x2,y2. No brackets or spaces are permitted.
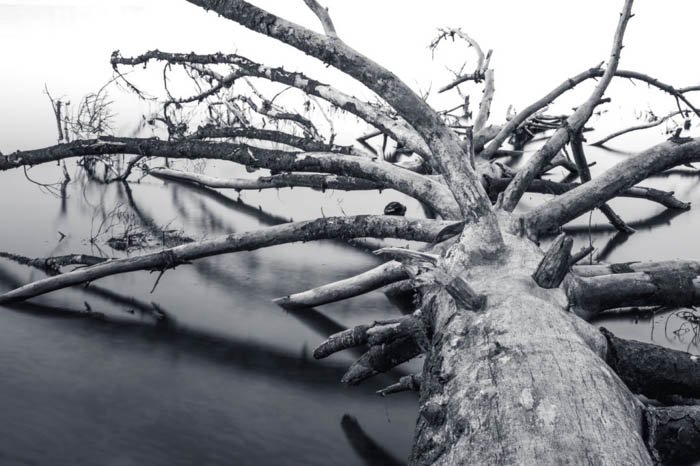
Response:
525,138,700,236
565,269,700,317
645,406,700,465
0,215,458,303
602,328,700,401
0,137,460,218
411,227,651,465
532,233,573,288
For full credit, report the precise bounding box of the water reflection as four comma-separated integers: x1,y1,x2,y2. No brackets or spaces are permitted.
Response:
0,165,417,465
341,415,406,466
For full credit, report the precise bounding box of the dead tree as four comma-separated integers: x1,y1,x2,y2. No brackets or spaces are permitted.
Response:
2,0,700,464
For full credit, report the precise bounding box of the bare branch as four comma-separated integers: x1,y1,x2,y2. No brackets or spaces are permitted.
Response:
500,0,635,211
485,176,690,210
149,167,381,191
183,0,500,229
113,50,430,158
0,137,460,218
302,0,337,37
524,138,700,236
480,68,699,159
0,251,106,276
591,110,687,146
0,215,463,304
473,69,495,133
189,125,356,154
275,261,407,309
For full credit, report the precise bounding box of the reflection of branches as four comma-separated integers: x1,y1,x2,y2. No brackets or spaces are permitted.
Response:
0,262,347,388
157,174,384,255
594,231,630,262
0,252,168,322
22,163,70,198
665,308,700,352
563,207,687,235
340,415,405,466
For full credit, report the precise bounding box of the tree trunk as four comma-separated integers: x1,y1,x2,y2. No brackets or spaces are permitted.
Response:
411,227,652,465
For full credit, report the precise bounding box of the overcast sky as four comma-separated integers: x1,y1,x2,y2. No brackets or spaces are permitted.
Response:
1,1,698,152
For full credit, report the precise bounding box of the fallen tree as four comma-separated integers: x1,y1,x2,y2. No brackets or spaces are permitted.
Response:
3,0,700,464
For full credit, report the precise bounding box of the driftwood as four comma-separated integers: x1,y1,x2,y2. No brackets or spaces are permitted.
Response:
5,0,700,464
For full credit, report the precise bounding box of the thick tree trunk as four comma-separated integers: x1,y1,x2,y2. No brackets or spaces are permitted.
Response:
411,227,652,465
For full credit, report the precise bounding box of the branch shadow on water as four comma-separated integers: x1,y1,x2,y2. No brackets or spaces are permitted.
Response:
341,414,406,466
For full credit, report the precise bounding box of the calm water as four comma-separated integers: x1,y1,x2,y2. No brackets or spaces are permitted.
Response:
1,2,699,465
1,136,700,466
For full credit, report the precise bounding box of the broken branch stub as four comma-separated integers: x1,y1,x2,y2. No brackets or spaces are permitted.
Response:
601,327,700,401
341,336,423,386
313,313,426,359
376,374,422,397
532,233,573,288
374,247,486,311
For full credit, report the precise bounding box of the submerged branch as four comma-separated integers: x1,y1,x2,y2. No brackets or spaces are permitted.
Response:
0,215,462,304
525,138,700,235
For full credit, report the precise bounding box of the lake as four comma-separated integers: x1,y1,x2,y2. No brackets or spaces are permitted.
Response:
1,1,699,465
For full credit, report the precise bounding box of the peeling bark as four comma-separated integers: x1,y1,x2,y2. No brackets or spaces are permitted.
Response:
0,137,460,218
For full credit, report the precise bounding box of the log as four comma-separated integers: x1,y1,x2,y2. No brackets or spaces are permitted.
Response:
411,228,651,464
574,259,700,277
565,269,700,316
601,328,700,401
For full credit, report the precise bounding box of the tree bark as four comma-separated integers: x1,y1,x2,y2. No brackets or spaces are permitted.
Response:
411,229,652,465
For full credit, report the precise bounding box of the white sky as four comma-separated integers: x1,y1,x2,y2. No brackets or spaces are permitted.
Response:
0,0,698,152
